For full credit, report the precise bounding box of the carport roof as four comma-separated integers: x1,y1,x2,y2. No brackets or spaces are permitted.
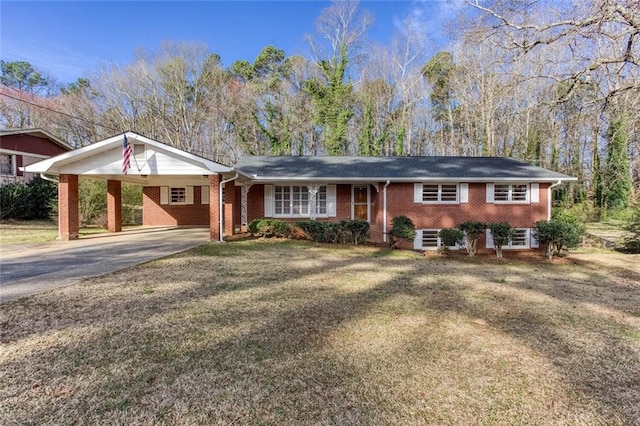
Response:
23,131,232,179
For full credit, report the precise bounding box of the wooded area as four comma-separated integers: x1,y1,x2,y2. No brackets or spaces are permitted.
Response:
1,0,638,213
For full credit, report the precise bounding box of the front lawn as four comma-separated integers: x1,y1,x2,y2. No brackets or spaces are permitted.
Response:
1,241,639,424
0,220,139,245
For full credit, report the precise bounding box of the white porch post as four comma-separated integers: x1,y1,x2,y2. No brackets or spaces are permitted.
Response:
308,184,319,220
241,183,253,229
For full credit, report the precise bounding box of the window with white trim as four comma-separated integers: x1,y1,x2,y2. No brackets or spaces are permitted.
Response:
171,187,186,204
415,229,462,251
0,154,13,175
422,183,458,203
316,186,327,215
493,183,528,202
508,228,529,248
274,185,329,217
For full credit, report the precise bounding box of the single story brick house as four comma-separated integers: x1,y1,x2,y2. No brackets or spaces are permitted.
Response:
24,131,575,251
1,128,72,184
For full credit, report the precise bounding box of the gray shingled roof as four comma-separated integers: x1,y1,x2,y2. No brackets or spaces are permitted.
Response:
234,156,575,182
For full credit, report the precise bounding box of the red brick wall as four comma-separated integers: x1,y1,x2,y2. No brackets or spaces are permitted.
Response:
59,174,79,240
246,182,549,247
142,186,210,226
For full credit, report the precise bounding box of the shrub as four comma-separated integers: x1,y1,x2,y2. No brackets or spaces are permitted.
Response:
297,219,369,245
458,221,486,257
0,176,57,220
248,218,291,238
341,219,370,244
488,222,514,258
438,228,464,251
389,215,416,249
618,211,640,254
534,219,586,260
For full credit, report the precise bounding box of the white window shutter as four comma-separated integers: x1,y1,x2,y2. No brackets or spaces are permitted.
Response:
264,185,274,217
486,229,494,249
530,183,539,203
186,186,194,205
413,229,423,250
460,183,469,203
486,183,494,203
201,186,210,204
327,185,337,217
160,187,169,205
414,183,423,203
530,228,539,248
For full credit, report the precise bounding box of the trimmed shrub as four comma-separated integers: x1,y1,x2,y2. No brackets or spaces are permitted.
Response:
248,218,291,238
297,219,369,245
389,215,416,248
488,222,514,258
438,228,464,251
341,219,370,244
458,221,486,257
534,219,586,260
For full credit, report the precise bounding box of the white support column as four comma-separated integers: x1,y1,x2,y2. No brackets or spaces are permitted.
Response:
308,184,319,220
241,183,253,227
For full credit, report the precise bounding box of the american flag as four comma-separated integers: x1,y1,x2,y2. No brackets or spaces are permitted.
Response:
122,134,133,174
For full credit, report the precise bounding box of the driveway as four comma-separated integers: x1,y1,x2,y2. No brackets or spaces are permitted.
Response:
0,227,210,302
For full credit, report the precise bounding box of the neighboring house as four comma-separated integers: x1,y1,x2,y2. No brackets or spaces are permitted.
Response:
24,132,575,251
0,129,71,184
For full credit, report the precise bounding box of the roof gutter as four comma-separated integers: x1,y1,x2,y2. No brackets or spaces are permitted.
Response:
547,180,562,221
382,180,391,243
219,173,239,242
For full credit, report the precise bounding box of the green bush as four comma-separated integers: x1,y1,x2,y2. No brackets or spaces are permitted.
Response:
438,228,464,250
297,219,369,245
458,221,486,257
389,215,416,248
488,222,514,258
0,177,57,220
248,218,291,238
341,219,370,244
533,219,585,260
618,211,640,254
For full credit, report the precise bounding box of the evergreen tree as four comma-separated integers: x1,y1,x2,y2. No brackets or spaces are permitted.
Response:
603,115,632,210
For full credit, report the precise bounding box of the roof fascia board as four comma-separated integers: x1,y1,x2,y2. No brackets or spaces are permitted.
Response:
243,176,577,183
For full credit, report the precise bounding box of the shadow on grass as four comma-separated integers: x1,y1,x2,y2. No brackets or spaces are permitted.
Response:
1,240,639,423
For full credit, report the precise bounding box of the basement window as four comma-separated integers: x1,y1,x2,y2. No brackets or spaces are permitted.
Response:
0,154,13,175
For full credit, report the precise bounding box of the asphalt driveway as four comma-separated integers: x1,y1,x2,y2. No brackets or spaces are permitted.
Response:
0,227,210,302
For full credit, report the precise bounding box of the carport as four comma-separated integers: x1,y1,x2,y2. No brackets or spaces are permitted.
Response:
23,132,234,241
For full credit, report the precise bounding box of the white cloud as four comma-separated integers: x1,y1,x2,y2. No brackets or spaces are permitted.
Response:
393,0,465,49
2,38,101,83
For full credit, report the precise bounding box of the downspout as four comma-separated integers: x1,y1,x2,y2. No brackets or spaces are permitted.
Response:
219,173,239,242
382,180,391,243
547,180,562,221
40,173,61,240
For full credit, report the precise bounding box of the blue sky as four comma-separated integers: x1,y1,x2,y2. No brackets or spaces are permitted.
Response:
1,1,461,84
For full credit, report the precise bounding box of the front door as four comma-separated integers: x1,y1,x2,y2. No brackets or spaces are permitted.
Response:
352,185,370,221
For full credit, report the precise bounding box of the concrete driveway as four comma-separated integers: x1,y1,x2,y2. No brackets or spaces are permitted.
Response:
0,227,210,302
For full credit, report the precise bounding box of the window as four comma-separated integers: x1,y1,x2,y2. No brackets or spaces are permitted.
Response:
421,183,458,203
171,187,186,204
415,229,462,251
509,228,529,248
292,186,309,215
492,183,529,203
272,185,331,218
316,186,327,215
486,228,532,249
275,186,291,215
422,230,440,249
0,154,13,175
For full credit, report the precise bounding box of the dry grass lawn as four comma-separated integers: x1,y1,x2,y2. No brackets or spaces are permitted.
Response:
1,240,639,425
